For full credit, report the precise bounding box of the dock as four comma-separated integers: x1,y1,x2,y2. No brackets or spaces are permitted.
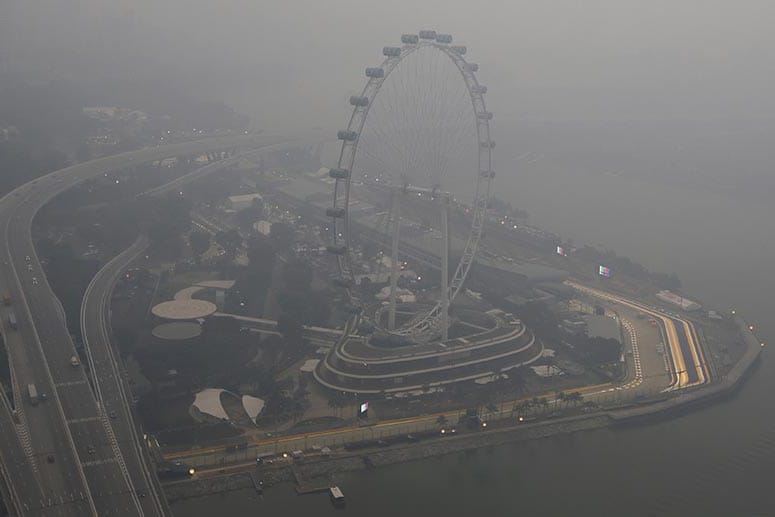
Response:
291,462,330,495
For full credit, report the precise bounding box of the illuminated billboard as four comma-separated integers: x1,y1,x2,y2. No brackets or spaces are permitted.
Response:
358,402,369,418
598,265,612,278
556,246,566,256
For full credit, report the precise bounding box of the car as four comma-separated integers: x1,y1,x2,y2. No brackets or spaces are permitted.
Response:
46,454,55,464
26,264,33,271
25,256,30,262
40,392,47,401
109,411,117,419
32,277,38,285
87,445,96,455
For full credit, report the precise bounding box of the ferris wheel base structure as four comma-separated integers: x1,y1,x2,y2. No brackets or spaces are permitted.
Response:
314,309,543,394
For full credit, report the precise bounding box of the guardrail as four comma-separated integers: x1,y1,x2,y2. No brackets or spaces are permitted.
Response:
3,188,99,516
81,236,151,515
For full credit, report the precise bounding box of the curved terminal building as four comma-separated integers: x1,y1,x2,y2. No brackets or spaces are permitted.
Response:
314,310,543,394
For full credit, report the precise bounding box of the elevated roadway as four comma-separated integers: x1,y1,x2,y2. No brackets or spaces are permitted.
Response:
81,235,168,516
0,132,314,515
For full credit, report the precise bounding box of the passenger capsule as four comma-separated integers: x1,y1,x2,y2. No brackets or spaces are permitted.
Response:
326,207,346,218
329,168,351,179
480,140,496,149
365,67,385,78
465,63,479,72
472,85,488,94
481,170,496,178
418,30,437,40
349,96,369,107
401,34,419,44
435,34,453,44
477,112,493,120
383,46,401,57
337,130,358,141
450,45,467,55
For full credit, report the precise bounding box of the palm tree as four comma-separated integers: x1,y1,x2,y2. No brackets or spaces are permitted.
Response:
327,391,349,418
556,391,567,410
568,391,583,407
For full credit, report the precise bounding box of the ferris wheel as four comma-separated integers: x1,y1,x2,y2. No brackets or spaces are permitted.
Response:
327,30,495,340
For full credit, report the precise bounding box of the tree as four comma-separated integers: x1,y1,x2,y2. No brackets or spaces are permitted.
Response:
568,391,584,407
269,222,295,252
236,197,264,230
246,234,276,272
215,228,242,260
189,230,211,257
327,391,350,418
282,258,313,292
556,391,567,409
277,312,304,358
518,302,560,342
145,195,192,259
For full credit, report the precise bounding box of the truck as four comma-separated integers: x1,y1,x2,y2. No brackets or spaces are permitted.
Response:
27,383,38,406
2,291,10,306
7,311,18,330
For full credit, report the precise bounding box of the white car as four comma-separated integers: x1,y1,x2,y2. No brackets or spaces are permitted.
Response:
32,277,38,285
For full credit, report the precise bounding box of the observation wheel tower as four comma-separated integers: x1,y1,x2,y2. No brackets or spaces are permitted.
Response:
327,30,495,343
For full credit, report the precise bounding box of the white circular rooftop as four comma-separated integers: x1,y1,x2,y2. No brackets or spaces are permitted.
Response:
152,299,217,320
152,322,203,340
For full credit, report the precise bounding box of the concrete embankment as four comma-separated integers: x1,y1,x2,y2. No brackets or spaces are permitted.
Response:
165,413,612,502
166,317,762,502
609,316,762,424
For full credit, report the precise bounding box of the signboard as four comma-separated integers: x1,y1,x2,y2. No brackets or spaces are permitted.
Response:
358,402,369,418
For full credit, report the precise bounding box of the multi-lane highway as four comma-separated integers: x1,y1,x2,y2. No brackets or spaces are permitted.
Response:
0,132,311,515
81,235,167,517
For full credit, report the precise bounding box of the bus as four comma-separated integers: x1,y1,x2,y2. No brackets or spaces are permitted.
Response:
27,384,39,406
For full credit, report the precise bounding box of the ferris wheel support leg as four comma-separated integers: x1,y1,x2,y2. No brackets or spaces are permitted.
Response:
388,197,401,331
441,195,450,342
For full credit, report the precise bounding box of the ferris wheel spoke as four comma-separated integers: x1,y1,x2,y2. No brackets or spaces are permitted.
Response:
330,33,494,341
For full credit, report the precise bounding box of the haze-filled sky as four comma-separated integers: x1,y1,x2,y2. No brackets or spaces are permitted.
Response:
4,0,775,130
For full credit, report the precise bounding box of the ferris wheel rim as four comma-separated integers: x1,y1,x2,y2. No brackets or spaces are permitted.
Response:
329,31,494,337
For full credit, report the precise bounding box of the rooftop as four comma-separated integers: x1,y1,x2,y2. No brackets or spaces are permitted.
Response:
152,299,217,320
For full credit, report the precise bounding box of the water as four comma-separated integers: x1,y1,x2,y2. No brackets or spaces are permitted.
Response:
173,123,775,516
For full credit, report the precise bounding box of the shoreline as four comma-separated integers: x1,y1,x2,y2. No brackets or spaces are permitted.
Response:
164,316,762,503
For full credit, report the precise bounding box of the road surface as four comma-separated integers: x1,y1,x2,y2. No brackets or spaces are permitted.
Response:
0,132,311,515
